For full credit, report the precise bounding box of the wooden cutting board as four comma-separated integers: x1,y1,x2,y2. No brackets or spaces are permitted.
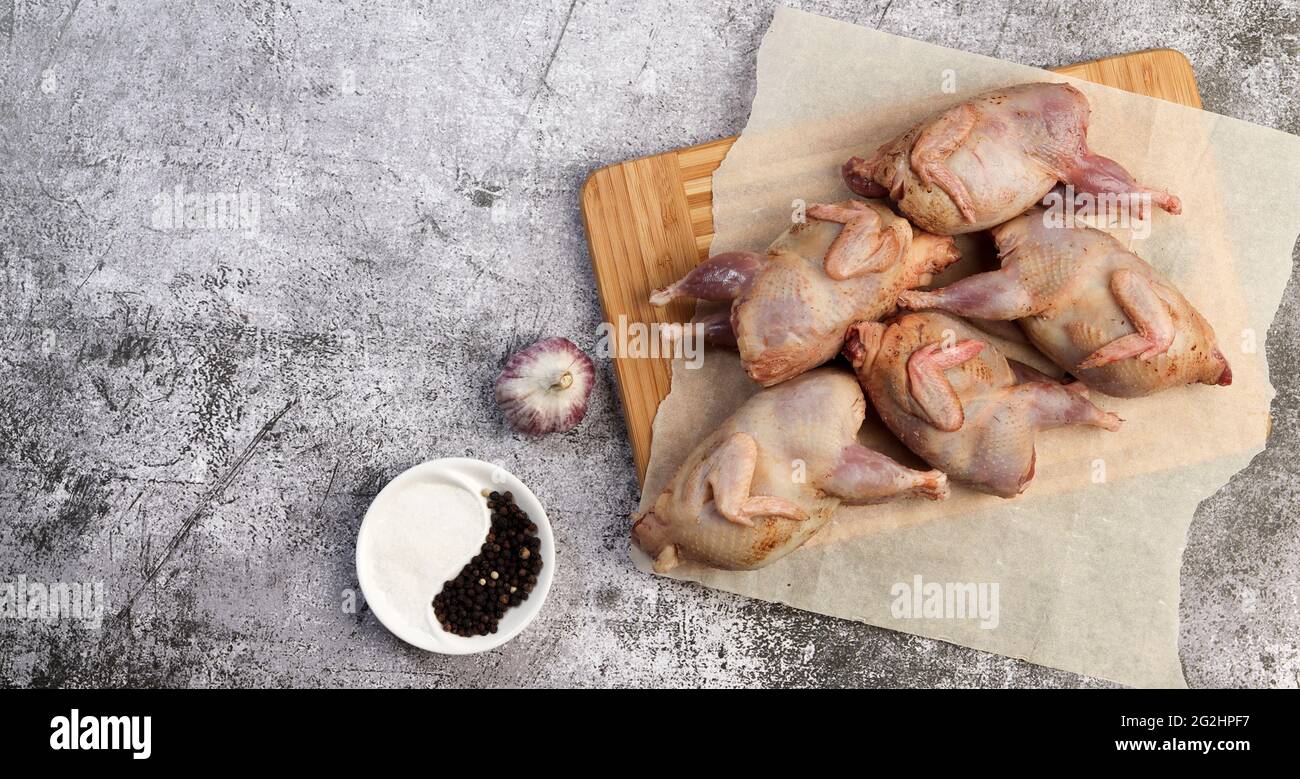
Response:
581,49,1202,485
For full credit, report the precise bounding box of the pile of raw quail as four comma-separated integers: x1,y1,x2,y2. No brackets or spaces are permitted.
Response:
631,82,1232,574
433,490,543,637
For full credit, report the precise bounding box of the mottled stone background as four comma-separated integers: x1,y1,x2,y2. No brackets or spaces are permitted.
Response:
0,0,1295,688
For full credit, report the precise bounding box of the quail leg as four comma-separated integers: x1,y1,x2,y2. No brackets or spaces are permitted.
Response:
821,444,949,504
649,251,765,306
1061,151,1181,216
1015,381,1122,432
897,270,1038,320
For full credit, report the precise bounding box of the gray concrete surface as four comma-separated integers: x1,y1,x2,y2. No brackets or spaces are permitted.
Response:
0,0,1296,688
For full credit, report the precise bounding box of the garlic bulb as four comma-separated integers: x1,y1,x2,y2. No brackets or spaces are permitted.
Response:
495,337,595,435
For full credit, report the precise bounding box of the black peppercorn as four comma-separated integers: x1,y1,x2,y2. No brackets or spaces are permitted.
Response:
432,488,544,637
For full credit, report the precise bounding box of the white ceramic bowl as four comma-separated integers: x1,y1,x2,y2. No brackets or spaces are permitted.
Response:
355,458,555,654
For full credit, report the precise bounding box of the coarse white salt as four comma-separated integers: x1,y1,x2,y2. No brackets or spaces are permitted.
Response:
357,475,487,641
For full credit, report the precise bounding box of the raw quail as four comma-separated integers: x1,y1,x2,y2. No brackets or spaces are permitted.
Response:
844,311,1121,497
897,209,1230,397
650,200,959,386
843,82,1180,235
633,368,948,571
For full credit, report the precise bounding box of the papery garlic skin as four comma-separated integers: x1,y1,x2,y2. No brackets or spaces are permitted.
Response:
495,337,595,434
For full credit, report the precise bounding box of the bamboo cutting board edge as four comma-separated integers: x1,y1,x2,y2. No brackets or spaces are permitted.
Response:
580,48,1202,485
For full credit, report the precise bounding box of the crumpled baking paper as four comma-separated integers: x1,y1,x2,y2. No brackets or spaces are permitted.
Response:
633,7,1300,687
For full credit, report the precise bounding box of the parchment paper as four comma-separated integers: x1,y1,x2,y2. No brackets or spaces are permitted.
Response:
632,7,1300,687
